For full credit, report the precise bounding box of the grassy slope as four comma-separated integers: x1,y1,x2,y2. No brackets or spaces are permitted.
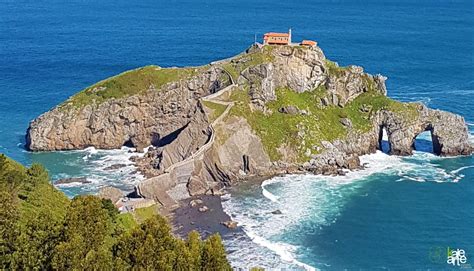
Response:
229,85,419,162
58,45,270,109
222,46,274,82
116,212,138,231
61,65,203,108
202,100,228,122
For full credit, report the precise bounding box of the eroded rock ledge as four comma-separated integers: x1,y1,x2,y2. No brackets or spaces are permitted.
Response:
26,66,231,151
26,44,473,205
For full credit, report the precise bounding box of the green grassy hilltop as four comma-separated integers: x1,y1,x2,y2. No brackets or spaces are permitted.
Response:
61,65,202,108
228,85,419,161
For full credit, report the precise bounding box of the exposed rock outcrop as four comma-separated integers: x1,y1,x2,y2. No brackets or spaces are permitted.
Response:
239,45,327,107
55,177,91,185
211,116,272,178
238,45,386,109
98,186,124,204
375,104,473,156
26,67,231,151
159,105,210,171
306,103,473,172
324,65,387,107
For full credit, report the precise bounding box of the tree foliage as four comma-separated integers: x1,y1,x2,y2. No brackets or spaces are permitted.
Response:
0,154,231,270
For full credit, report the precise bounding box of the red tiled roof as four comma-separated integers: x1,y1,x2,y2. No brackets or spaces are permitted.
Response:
264,32,289,37
301,40,317,46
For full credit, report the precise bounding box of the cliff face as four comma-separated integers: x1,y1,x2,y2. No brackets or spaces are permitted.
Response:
26,44,473,203
238,45,387,109
26,66,231,151
375,105,473,156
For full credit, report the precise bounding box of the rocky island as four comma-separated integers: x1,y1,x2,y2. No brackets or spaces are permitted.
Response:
26,43,473,211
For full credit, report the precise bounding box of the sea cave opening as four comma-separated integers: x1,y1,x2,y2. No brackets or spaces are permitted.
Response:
378,125,391,154
413,131,434,154
123,138,135,148
413,126,441,155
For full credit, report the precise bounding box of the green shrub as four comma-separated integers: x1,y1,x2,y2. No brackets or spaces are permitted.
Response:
0,154,232,270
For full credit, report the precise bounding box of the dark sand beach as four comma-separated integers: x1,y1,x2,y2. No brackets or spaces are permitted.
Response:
169,176,275,239
170,194,241,239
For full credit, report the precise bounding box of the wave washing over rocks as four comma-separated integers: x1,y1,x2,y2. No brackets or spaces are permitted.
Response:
221,135,473,270
51,146,145,197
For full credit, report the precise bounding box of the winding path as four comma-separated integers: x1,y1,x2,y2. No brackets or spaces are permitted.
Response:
136,72,236,208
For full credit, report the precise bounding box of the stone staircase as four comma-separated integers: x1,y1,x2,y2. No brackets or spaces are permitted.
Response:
135,80,235,209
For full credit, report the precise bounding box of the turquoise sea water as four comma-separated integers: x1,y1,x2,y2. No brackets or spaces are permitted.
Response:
1,0,473,269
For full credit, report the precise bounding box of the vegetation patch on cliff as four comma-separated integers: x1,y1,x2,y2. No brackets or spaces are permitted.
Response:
133,204,159,223
222,46,275,82
229,87,346,161
324,59,350,76
229,86,420,162
202,100,228,122
62,65,202,108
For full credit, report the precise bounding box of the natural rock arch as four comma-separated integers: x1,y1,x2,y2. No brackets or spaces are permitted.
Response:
377,125,391,153
374,104,472,156
411,125,442,155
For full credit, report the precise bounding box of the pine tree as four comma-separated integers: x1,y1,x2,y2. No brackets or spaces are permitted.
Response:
114,215,178,269
52,195,114,269
201,234,231,271
174,239,192,270
1,155,233,270
187,230,203,270
10,211,62,270
0,190,18,269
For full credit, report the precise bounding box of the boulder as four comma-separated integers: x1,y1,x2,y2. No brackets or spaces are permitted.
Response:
346,155,361,170
198,206,209,212
221,220,238,229
189,199,203,207
98,186,124,204
339,118,353,128
103,164,127,171
278,106,299,115
187,176,208,196
271,210,283,215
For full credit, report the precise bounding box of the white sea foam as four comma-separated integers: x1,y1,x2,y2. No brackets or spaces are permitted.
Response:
51,146,145,196
223,149,472,270
261,178,280,202
55,182,87,188
450,165,474,175
224,151,404,270
469,133,474,144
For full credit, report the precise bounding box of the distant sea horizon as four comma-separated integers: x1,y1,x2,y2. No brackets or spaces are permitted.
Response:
1,0,473,269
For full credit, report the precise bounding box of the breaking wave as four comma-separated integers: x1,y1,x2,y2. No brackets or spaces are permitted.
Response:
222,145,472,269
32,146,145,197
